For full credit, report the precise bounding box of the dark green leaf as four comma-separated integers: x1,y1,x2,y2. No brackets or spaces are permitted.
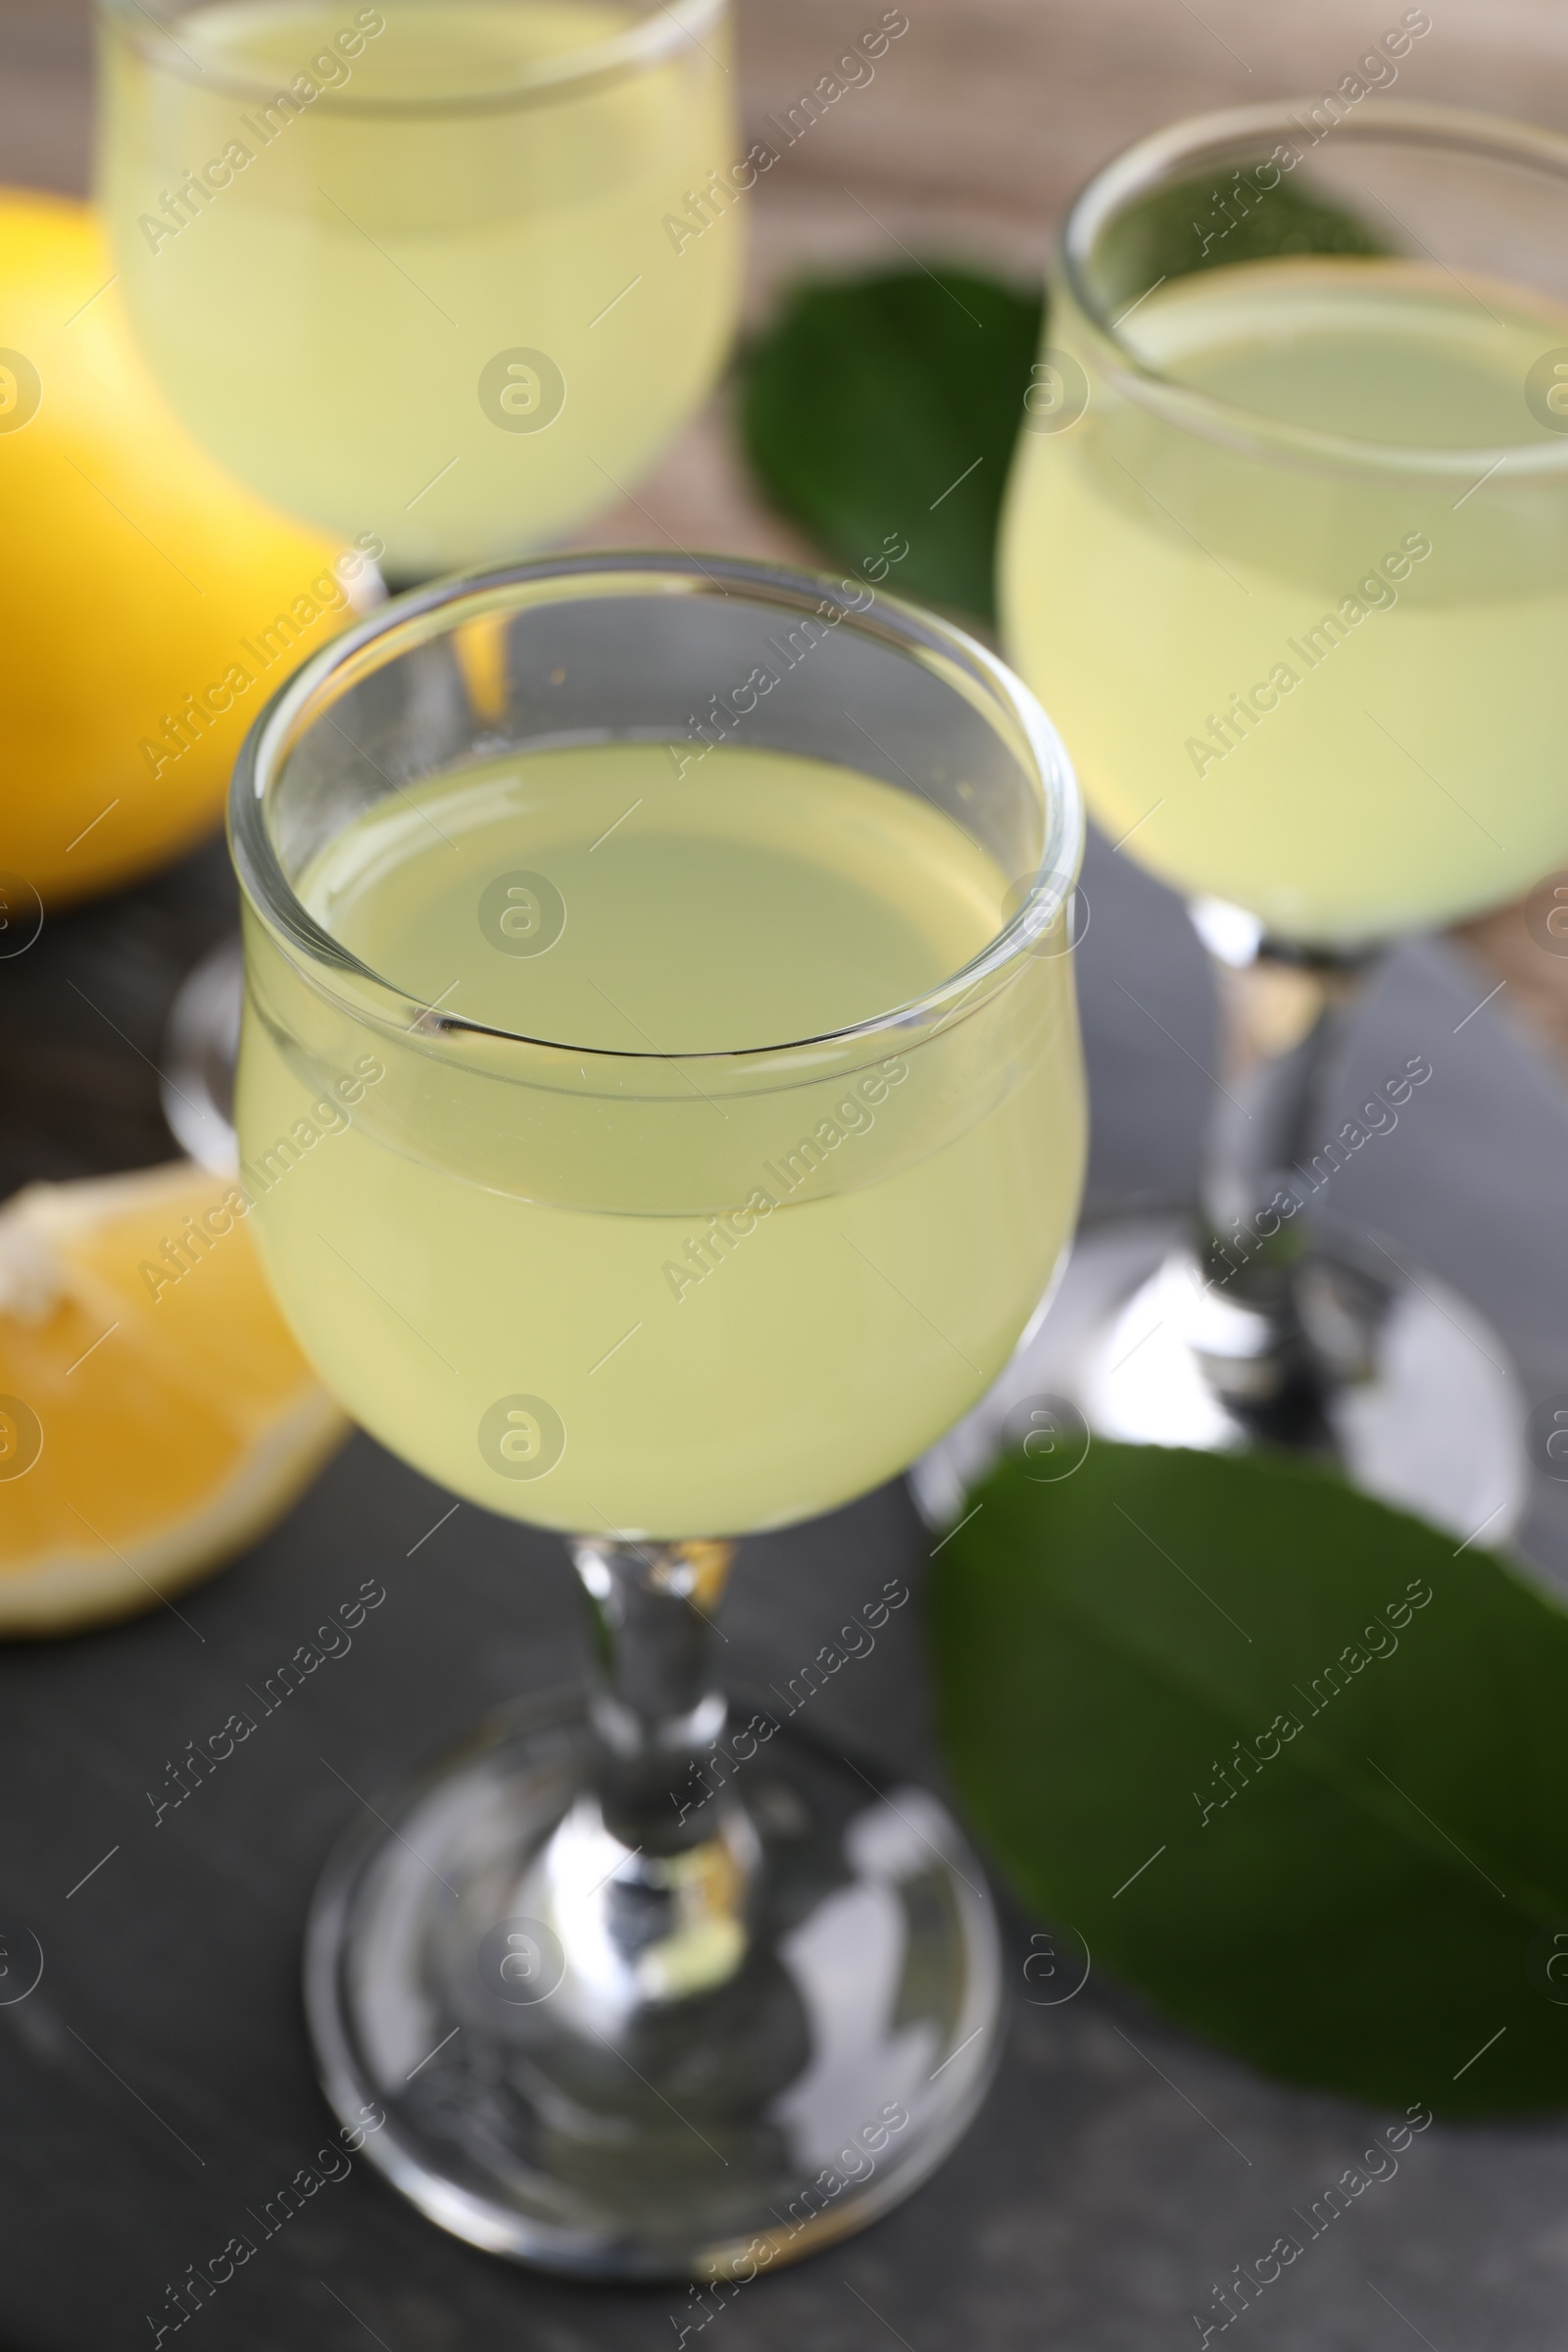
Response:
737,268,1042,622
735,174,1385,621
1094,164,1388,308
931,1442,1568,2118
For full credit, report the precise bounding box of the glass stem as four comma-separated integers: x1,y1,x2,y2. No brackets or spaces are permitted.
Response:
1201,940,1382,1238
1192,936,1384,1444
568,1538,737,1855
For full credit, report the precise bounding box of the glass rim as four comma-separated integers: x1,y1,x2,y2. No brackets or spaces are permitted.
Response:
95,0,728,114
228,549,1085,1067
1059,96,1568,481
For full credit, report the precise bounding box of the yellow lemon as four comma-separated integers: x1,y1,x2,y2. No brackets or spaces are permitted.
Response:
0,188,379,912
0,1162,347,1635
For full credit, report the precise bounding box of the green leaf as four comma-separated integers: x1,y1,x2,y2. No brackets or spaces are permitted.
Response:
1093,164,1388,308
737,268,1042,622
931,1442,1568,2118
735,180,1385,623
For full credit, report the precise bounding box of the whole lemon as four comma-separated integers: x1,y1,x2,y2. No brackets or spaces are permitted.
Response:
0,189,379,912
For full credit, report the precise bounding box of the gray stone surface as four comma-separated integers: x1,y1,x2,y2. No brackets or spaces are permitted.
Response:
6,818,1568,2349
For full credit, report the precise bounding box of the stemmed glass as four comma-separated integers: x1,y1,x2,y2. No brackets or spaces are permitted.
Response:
227,552,1087,2276
95,0,741,579
987,101,1568,1542
96,0,746,1158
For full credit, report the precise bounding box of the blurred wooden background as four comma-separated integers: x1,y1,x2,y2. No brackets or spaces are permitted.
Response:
5,0,1568,1049
15,0,1568,229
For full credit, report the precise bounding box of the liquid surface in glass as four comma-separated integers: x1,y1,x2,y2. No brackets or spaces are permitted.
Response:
99,0,740,572
1003,257,1568,944
304,746,1008,1051
237,744,1085,1535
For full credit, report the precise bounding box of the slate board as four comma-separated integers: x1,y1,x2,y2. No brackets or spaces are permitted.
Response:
7,822,1568,2352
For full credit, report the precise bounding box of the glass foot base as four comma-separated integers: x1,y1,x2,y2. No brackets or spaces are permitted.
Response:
304,1688,1001,2280
160,933,242,1172
914,1214,1530,1547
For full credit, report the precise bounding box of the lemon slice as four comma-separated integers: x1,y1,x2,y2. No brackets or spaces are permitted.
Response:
0,1163,346,1636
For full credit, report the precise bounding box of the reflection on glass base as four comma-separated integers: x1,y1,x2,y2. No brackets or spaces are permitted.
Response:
914,1215,1530,1549
304,1687,1001,2281
160,933,242,1173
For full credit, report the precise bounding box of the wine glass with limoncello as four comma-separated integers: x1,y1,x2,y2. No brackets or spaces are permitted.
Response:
101,0,747,1160
96,0,742,578
230,552,1088,2276
996,101,1568,1541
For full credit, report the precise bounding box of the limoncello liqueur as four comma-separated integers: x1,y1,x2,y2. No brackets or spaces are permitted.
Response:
100,0,740,573
1003,259,1568,943
237,744,1086,1534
